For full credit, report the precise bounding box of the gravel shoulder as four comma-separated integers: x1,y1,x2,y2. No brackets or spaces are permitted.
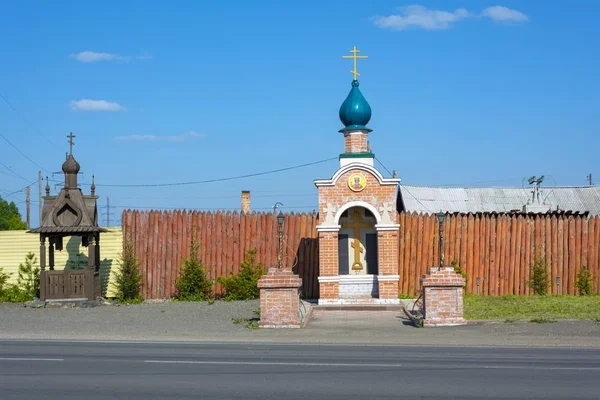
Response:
1,301,600,347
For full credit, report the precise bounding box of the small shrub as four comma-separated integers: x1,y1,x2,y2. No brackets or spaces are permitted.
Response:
174,239,213,301
574,266,595,296
451,260,468,292
113,239,144,303
207,298,216,305
0,267,10,293
218,249,265,301
246,321,260,329
528,258,550,295
0,285,32,303
253,309,260,317
18,252,40,298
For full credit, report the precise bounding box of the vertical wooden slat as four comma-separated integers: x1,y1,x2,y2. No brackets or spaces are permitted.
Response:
465,214,474,294
409,213,418,295
415,214,423,289
514,216,523,295
398,212,406,293
589,217,597,294
567,217,575,295
507,216,516,295
403,212,412,295
498,215,506,295
472,215,480,294
489,215,497,295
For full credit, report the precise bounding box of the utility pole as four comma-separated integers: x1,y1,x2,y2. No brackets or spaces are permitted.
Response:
588,173,593,186
26,186,31,229
38,171,42,226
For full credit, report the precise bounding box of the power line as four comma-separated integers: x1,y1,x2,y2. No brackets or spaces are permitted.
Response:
374,156,393,176
0,131,49,172
0,160,31,182
0,91,60,149
95,157,338,188
112,204,318,211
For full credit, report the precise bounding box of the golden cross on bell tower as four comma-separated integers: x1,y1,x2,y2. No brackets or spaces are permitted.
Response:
67,132,76,155
342,46,368,81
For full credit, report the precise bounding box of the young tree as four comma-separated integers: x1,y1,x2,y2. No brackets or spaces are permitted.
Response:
18,252,40,298
0,196,26,230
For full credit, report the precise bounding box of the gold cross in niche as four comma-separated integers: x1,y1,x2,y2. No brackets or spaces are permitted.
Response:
342,210,372,270
67,132,76,155
342,46,368,81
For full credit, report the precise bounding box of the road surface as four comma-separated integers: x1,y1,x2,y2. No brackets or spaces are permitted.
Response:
1,340,598,399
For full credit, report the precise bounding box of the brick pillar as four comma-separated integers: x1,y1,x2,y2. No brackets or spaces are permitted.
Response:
318,230,339,301
343,132,368,153
258,268,302,328
241,191,251,214
421,266,467,327
377,229,399,302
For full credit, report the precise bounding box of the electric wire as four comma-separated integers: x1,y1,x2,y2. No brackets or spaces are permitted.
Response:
0,160,31,182
374,156,393,176
0,91,60,149
0,131,49,172
95,157,337,188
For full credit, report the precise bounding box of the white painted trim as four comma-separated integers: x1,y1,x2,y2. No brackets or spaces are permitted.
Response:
345,131,368,136
317,276,340,283
316,225,341,232
375,224,400,231
377,274,400,282
334,201,382,225
314,162,401,188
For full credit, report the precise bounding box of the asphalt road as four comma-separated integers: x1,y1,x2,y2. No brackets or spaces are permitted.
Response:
1,340,599,399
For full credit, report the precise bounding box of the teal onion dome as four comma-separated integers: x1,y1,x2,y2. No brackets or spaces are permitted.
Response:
339,80,372,132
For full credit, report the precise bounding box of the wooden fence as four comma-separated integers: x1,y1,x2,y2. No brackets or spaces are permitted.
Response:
400,213,600,296
122,210,600,299
121,210,319,299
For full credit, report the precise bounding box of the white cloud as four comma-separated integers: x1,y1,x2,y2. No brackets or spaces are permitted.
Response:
70,50,152,63
114,131,206,142
69,99,127,112
482,6,528,22
372,5,470,31
372,4,528,30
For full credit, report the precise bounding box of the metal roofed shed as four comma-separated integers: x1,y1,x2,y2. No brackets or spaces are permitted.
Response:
398,185,600,216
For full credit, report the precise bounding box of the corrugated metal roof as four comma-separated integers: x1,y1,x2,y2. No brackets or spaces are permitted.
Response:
399,185,600,216
0,228,122,297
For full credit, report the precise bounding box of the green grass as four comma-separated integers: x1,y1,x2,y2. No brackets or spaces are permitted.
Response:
464,295,600,321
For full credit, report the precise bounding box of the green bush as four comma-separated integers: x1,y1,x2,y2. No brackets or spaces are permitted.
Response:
18,252,40,298
174,240,213,301
0,267,10,293
528,258,550,295
0,285,32,303
218,249,265,301
574,266,595,296
113,239,144,303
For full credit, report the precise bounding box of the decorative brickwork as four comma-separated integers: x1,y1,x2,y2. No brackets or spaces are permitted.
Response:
421,266,467,327
258,267,302,328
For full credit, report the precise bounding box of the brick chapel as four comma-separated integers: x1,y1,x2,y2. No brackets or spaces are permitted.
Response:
314,48,401,305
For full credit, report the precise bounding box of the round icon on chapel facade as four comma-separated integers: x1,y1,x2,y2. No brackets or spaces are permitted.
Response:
348,173,367,192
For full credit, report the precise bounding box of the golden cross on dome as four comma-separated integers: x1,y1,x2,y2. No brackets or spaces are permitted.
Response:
67,132,76,155
342,46,368,81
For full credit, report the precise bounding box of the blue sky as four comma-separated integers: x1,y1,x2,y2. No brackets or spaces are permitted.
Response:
0,1,598,225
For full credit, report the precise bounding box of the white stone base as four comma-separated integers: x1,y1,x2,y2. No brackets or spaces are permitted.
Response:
318,298,401,305
338,274,378,299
